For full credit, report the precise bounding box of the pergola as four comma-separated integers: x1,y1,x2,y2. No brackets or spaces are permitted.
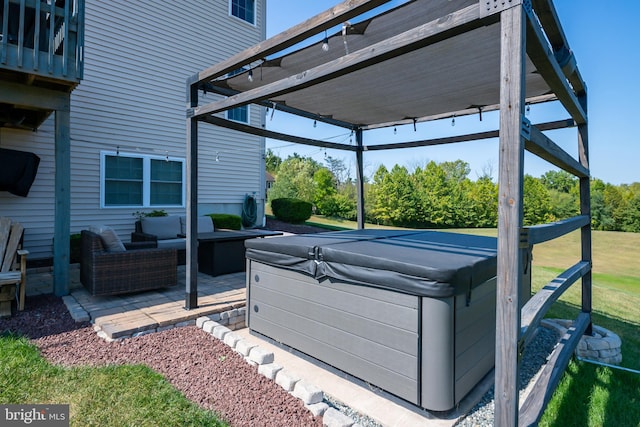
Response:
185,0,591,424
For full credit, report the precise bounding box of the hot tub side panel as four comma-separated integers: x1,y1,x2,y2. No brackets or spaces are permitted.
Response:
247,261,421,404
454,277,496,404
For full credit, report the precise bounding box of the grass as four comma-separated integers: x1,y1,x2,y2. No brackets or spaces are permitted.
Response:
0,333,228,427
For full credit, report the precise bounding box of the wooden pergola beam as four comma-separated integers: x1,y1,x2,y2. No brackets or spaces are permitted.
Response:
189,3,484,118
532,0,587,95
525,122,589,178
199,115,357,151
520,261,590,347
519,312,591,425
364,119,574,151
525,10,587,124
193,0,393,84
522,215,590,246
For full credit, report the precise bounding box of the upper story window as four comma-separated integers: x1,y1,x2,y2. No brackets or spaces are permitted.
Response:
230,0,255,25
101,152,185,208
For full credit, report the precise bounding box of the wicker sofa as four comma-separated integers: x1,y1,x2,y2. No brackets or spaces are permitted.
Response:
131,215,214,265
80,229,177,296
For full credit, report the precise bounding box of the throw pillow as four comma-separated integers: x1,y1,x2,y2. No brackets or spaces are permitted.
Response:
89,225,126,252
179,215,215,234
141,216,181,240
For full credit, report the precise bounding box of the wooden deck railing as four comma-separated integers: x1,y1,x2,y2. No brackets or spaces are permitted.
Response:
0,0,84,82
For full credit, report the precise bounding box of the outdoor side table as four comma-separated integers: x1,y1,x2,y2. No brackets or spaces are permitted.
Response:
196,230,283,276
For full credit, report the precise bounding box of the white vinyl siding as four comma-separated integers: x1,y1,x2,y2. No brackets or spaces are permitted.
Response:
0,0,266,260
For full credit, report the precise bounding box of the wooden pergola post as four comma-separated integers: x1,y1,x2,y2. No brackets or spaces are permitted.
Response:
53,100,71,296
185,82,199,310
495,4,526,426
355,128,365,229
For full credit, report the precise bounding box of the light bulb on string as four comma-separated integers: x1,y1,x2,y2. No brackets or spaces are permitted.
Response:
322,30,329,52
451,115,456,127
215,151,220,162
248,69,253,82
313,120,317,128
394,127,397,135
526,104,531,115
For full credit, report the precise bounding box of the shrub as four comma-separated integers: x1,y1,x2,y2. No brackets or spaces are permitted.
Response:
206,213,242,230
132,210,168,221
271,198,312,223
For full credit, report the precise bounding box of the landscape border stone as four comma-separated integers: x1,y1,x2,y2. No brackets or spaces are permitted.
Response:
196,316,365,427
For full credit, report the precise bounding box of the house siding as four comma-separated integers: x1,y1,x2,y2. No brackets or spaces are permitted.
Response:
0,0,266,261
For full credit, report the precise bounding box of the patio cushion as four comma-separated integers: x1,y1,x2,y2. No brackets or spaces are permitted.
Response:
156,238,186,250
89,225,126,252
179,215,215,235
141,216,181,240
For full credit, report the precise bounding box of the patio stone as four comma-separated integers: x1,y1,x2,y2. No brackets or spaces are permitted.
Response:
322,407,355,427
258,362,282,380
274,369,300,391
292,380,323,404
248,346,274,365
212,325,232,340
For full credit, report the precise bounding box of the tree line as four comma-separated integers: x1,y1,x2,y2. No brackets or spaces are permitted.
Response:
266,150,640,232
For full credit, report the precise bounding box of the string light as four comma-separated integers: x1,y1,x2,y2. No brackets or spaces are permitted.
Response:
451,115,456,127
313,120,317,128
322,30,329,52
342,22,350,55
248,68,253,82
394,127,397,135
526,103,531,115
215,151,220,162
165,150,169,162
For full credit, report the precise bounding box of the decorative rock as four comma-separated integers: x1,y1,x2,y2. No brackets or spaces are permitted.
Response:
248,346,274,365
544,319,623,366
306,401,329,417
202,320,217,334
275,369,300,392
241,355,256,366
212,325,232,340
322,407,354,427
223,332,241,348
258,363,283,380
235,339,257,356
293,380,323,404
196,316,210,328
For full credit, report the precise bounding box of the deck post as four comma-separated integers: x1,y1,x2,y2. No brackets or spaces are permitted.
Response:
53,101,71,296
355,128,365,229
185,82,199,309
577,93,592,335
495,4,526,426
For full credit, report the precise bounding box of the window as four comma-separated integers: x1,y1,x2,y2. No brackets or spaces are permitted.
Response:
102,152,185,207
226,67,251,123
227,105,249,123
230,0,255,25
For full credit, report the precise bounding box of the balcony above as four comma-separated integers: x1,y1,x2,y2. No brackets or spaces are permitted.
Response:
1,0,84,130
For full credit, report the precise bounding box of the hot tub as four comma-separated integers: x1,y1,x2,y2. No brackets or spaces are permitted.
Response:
245,230,498,411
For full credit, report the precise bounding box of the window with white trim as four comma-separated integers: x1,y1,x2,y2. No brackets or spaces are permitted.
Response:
230,0,255,25
101,152,185,207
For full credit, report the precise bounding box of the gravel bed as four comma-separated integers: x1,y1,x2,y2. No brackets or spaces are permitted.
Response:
455,326,560,426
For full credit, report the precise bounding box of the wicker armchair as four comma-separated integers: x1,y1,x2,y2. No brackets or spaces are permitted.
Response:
80,230,177,296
